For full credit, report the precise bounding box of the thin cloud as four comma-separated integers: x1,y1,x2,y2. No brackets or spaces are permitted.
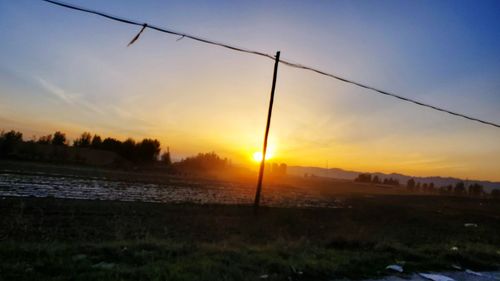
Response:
37,76,74,104
36,76,104,115
35,77,160,135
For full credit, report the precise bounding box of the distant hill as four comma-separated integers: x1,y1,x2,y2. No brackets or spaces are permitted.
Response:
288,166,500,192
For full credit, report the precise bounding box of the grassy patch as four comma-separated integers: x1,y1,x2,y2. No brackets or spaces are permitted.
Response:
0,196,499,280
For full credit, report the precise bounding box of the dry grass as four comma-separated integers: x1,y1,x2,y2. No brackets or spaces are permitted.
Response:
0,195,499,280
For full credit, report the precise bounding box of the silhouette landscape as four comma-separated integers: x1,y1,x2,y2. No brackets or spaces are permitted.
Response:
1,1,500,281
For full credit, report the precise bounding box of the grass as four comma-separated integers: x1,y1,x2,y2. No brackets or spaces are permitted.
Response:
1,196,499,280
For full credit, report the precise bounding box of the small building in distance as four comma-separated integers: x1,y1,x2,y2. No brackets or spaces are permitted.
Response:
265,162,287,176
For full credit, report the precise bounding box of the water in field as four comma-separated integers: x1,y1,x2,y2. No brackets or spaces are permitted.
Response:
0,170,342,208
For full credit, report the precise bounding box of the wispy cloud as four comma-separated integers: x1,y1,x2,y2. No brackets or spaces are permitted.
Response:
36,76,104,115
34,76,161,137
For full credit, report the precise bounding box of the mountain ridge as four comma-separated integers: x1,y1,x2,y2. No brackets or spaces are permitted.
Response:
287,166,500,191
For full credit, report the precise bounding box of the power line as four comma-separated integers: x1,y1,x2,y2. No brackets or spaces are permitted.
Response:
41,0,275,60
280,60,500,128
41,0,500,129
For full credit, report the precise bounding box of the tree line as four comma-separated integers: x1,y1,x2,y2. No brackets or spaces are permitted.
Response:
173,152,229,172
354,173,400,186
354,172,497,197
0,130,164,164
1,129,233,172
72,132,162,163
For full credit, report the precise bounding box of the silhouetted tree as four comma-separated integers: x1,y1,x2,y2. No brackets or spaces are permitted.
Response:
439,186,448,195
354,173,372,183
73,132,92,147
468,183,484,197
161,147,171,166
37,134,52,144
0,130,23,157
372,175,380,184
174,152,228,171
101,137,122,152
1,129,168,165
429,182,435,193
91,135,102,149
492,189,500,199
383,177,399,186
121,138,137,161
98,137,161,163
52,131,67,146
136,138,161,162
415,182,421,192
407,178,416,191
454,181,466,196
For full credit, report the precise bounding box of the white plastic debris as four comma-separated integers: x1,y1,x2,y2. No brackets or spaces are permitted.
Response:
92,262,115,270
464,223,478,227
289,265,303,275
451,264,462,270
260,274,269,279
385,264,404,273
419,273,455,281
450,246,459,251
465,269,483,276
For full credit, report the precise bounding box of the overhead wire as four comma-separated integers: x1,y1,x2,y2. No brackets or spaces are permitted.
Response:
280,60,500,128
40,0,500,129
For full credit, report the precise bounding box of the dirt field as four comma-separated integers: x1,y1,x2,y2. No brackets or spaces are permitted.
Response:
1,160,499,280
1,194,499,281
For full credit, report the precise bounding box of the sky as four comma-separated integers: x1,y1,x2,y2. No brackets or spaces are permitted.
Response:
1,0,499,181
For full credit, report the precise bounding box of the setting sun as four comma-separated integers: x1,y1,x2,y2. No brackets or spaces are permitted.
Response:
252,144,276,162
252,150,274,162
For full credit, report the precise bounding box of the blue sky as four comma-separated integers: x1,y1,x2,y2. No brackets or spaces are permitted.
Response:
1,0,499,180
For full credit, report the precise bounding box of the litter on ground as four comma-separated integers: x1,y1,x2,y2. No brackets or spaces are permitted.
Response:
465,269,483,277
419,273,456,281
91,262,115,270
386,264,404,273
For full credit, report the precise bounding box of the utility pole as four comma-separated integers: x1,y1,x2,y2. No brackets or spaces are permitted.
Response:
254,51,280,214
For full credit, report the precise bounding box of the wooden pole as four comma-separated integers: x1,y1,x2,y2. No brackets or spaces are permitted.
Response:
254,51,280,214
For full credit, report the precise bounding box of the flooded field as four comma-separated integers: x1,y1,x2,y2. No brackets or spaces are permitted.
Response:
0,170,343,208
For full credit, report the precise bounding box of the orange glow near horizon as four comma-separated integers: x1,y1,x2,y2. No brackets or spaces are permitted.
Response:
252,151,270,162
252,145,276,162
2,1,500,183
